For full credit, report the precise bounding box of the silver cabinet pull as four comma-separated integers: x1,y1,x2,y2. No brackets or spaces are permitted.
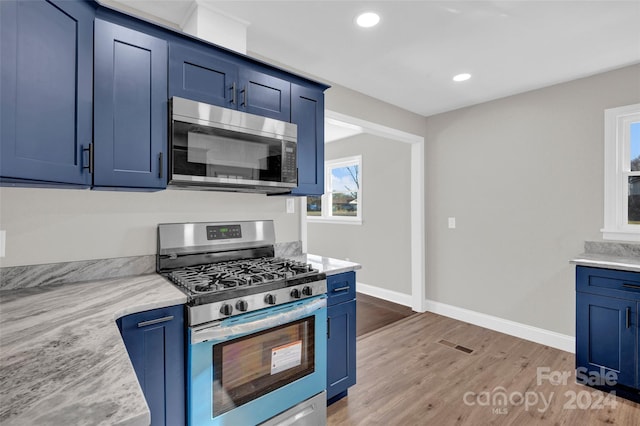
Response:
332,286,350,292
230,82,237,105
241,86,247,107
623,283,640,290
137,315,174,328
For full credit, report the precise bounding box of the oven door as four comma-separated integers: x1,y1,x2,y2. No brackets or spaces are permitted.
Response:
187,295,327,426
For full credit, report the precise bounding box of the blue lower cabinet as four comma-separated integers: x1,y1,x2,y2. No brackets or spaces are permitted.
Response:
94,19,168,189
119,305,185,426
327,300,356,402
326,272,357,403
575,266,640,398
576,293,636,388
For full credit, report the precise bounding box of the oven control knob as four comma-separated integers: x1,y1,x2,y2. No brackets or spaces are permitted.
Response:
264,294,277,305
236,300,248,312
220,304,233,316
302,286,313,296
290,288,301,299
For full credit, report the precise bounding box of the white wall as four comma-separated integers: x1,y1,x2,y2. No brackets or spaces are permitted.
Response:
307,133,412,295
424,64,640,336
0,188,299,267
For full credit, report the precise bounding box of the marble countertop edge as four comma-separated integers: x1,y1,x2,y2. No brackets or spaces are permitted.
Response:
570,254,640,273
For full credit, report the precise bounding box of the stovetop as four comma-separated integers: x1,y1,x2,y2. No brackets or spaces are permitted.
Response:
157,220,327,325
166,257,320,297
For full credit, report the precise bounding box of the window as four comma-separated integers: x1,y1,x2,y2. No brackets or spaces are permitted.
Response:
603,103,640,241
307,155,362,224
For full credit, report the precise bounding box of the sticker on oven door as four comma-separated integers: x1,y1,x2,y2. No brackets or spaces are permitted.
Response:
271,340,302,375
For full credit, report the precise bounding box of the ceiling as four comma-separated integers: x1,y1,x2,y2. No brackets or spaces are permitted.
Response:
113,0,640,117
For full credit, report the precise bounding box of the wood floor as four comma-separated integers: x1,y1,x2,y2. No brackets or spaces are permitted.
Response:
356,292,416,337
327,311,640,425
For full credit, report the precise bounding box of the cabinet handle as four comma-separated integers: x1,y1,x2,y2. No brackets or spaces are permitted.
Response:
623,283,640,290
626,308,631,329
137,315,174,328
231,82,237,105
241,86,247,107
158,152,163,179
82,143,94,174
327,317,330,339
332,286,350,293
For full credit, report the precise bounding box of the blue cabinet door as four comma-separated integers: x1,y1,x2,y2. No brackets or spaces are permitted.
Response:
168,44,290,122
576,292,636,388
120,305,185,426
291,84,324,196
169,44,238,108
327,299,357,402
94,19,168,189
1,0,93,185
239,69,291,121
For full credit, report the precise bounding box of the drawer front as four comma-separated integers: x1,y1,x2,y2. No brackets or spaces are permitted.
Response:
327,272,356,306
577,266,640,300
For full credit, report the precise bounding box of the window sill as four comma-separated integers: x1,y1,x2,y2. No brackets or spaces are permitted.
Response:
307,217,362,225
602,228,640,242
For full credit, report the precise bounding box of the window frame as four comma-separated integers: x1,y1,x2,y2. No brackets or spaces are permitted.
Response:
307,155,362,225
603,103,640,241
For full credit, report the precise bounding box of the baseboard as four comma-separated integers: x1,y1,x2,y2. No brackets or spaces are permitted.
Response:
356,282,413,307
424,298,575,354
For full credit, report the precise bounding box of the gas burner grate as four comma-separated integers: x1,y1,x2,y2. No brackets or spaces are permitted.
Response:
166,257,319,296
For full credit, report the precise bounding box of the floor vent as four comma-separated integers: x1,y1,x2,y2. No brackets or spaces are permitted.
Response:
438,339,473,354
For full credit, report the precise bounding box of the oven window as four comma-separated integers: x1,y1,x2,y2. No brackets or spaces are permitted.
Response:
212,316,315,417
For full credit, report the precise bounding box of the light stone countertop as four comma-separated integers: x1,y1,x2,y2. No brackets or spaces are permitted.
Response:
0,274,187,426
570,253,640,273
0,253,357,426
288,254,362,276
571,241,640,273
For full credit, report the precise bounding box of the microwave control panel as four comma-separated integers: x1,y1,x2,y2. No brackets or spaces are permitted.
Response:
282,141,297,183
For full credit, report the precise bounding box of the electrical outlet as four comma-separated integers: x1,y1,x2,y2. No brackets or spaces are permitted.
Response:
286,198,295,214
448,217,456,229
0,230,5,257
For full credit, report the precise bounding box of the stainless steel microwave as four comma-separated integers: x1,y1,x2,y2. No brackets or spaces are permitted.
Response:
169,97,297,194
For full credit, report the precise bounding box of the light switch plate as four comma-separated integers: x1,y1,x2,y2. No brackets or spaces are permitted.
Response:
286,198,295,214
448,217,456,229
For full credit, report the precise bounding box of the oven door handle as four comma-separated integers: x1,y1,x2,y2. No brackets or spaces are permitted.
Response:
191,296,327,345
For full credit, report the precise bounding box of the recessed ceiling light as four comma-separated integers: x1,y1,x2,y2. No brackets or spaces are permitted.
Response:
453,73,471,82
356,12,380,28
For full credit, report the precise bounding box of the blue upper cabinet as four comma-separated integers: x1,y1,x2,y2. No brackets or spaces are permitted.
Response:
291,84,325,196
169,43,291,122
169,44,238,108
94,19,168,189
239,68,290,121
0,0,94,186
2,0,326,193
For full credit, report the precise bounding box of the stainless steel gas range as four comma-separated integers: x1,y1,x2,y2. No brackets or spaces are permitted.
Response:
157,220,327,426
